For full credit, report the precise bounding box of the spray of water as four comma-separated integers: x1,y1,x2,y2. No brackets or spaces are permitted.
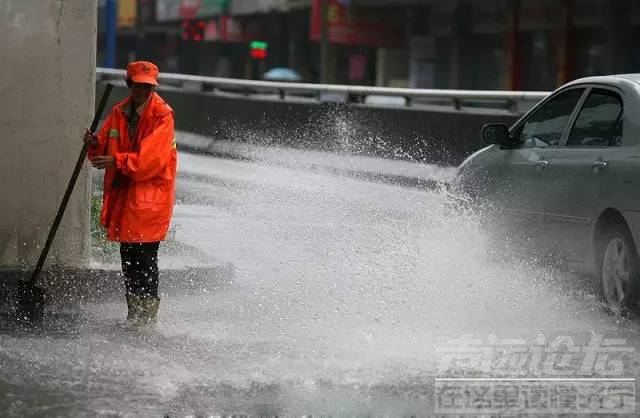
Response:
160,110,640,396
3,109,640,416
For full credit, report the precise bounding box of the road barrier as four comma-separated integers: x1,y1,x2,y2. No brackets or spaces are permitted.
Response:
96,68,550,166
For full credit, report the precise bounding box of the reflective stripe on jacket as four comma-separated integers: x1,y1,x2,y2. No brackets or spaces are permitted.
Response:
88,92,176,242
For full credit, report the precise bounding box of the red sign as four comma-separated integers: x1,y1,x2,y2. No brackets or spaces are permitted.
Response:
309,0,404,48
220,16,244,42
180,0,199,19
182,16,244,42
181,19,206,41
204,20,218,41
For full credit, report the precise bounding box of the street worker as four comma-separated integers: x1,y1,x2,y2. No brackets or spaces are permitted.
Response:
84,61,177,326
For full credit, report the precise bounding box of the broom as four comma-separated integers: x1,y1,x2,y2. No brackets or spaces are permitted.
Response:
17,83,113,323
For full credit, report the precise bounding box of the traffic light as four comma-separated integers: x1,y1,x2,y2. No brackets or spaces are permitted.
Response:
250,40,268,60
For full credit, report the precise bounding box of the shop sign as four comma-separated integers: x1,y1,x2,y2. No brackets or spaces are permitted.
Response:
220,16,244,42
309,0,403,48
196,0,230,17
204,20,219,40
180,0,229,18
198,17,245,42
230,0,287,15
180,0,199,18
118,0,137,28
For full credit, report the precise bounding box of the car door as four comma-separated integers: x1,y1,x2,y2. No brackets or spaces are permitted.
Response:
541,87,624,262
500,87,586,250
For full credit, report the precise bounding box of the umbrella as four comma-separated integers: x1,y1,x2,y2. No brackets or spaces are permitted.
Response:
263,67,302,82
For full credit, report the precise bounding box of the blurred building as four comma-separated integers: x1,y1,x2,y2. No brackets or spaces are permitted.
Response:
97,0,640,90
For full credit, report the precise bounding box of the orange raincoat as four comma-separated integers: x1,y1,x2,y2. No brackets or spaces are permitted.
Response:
89,92,176,242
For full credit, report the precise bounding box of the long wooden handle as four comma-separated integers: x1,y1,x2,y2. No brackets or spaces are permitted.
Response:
27,83,114,284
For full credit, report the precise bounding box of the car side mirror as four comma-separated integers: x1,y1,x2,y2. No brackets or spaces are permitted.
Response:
481,123,514,146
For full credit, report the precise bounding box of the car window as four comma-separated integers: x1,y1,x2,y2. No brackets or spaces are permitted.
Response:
518,89,584,148
567,89,623,147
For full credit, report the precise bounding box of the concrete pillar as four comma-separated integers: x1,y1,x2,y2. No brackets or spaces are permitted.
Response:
0,1,96,269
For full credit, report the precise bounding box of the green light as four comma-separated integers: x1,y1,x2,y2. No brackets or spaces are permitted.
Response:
250,40,268,50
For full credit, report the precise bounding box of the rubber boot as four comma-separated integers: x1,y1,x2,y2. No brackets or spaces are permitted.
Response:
125,294,143,322
136,297,160,326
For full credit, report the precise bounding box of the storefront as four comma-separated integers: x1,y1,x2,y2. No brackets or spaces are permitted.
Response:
153,0,306,79
309,0,405,85
153,0,244,76
97,0,640,87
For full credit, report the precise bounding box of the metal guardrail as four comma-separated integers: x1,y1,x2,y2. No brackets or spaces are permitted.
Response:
96,67,550,114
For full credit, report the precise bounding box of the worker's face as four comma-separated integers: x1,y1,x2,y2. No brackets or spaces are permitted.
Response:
130,82,154,106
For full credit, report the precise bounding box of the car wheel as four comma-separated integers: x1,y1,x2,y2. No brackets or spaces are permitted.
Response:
598,221,640,314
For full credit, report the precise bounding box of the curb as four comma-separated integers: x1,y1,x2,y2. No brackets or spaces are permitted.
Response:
0,264,234,313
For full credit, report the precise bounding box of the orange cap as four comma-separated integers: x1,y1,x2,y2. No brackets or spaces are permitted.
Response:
126,61,159,86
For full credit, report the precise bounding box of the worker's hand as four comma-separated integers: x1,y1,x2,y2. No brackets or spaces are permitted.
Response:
92,156,116,169
83,129,97,146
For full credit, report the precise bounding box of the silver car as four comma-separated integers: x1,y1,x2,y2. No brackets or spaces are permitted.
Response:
451,74,640,313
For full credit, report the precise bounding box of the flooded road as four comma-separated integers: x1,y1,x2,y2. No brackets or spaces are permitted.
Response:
1,150,640,417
